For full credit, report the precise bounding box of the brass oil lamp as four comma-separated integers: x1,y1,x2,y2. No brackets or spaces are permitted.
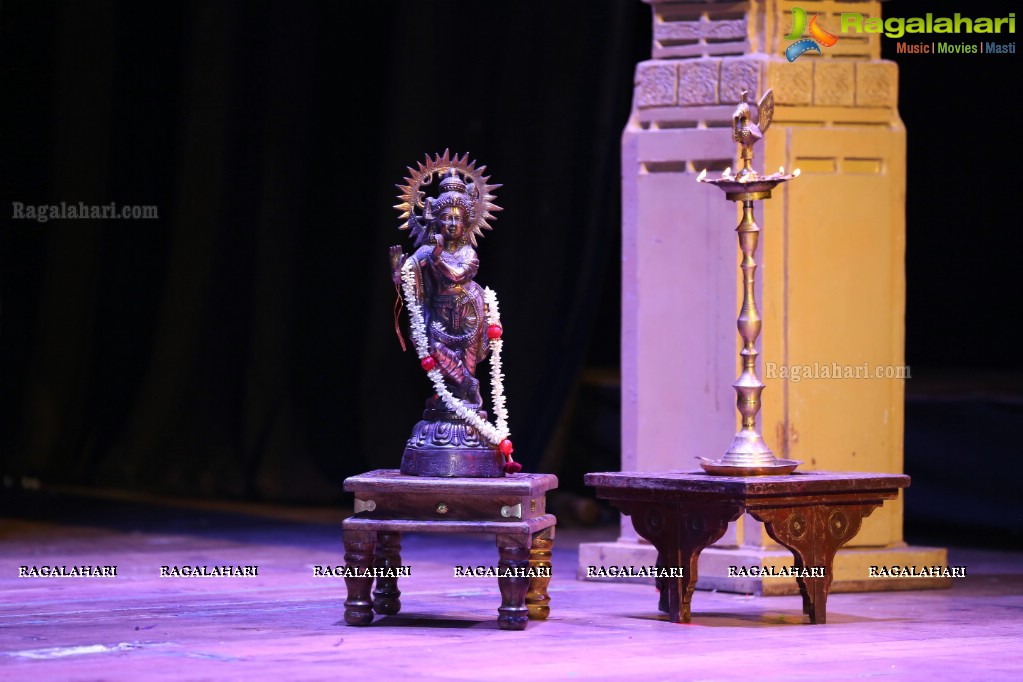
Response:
697,90,801,475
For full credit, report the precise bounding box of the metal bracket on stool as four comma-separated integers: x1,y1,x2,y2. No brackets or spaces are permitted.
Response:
354,499,377,514
501,503,522,519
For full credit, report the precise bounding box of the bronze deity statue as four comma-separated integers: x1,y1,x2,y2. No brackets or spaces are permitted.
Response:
389,150,519,477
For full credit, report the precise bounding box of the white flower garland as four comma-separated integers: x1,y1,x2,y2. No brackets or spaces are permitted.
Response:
400,258,510,446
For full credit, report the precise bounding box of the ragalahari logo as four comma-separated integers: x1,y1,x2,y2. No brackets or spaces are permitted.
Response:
785,7,839,61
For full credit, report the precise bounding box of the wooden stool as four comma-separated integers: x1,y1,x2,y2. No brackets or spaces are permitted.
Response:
342,470,558,631
585,470,909,624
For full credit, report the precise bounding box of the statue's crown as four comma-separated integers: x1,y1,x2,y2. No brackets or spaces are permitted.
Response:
439,170,467,195
427,169,475,225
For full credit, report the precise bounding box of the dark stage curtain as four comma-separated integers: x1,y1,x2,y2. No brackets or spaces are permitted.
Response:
1,2,650,502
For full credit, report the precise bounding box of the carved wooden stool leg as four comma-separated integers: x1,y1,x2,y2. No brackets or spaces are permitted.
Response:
654,553,668,614
677,506,737,623
526,528,554,620
796,564,813,616
342,528,376,626
655,554,671,616
372,531,402,615
753,503,879,624
496,534,530,631
623,503,684,621
627,502,739,623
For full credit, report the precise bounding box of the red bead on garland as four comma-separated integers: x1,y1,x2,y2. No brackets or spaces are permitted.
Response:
420,356,436,371
487,324,503,340
499,439,514,457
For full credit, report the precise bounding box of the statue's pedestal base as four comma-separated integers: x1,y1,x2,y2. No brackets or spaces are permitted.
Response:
578,540,952,595
400,447,505,477
400,409,504,477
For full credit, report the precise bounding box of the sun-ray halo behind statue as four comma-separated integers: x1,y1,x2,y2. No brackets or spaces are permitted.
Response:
389,150,519,477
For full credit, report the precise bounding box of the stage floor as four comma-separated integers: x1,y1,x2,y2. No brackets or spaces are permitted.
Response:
2,489,1021,681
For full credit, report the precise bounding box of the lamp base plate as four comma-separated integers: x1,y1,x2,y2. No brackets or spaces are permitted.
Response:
696,457,802,476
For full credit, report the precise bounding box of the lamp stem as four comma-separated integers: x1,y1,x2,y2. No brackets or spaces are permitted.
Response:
722,198,774,464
